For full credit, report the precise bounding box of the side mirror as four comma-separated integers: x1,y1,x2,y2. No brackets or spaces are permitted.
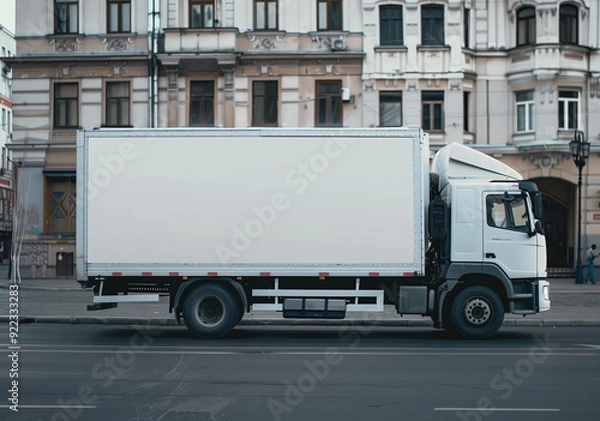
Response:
502,191,515,202
533,193,543,221
535,220,544,235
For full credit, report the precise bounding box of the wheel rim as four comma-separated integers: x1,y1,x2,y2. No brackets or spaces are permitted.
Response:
463,297,492,326
194,295,226,327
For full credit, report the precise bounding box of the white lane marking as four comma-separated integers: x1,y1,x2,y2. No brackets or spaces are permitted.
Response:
12,349,598,356
0,405,96,409
575,343,600,349
23,371,86,375
434,408,560,412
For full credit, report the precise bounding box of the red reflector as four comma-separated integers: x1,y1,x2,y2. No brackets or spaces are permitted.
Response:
141,272,152,276
208,272,218,276
403,272,416,277
260,272,271,276
169,272,179,276
112,272,122,276
368,272,380,276
319,272,330,276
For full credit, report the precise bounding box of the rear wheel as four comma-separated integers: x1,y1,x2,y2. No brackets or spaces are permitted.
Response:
450,286,504,339
183,284,240,338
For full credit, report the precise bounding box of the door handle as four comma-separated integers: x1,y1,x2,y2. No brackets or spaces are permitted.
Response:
486,253,496,259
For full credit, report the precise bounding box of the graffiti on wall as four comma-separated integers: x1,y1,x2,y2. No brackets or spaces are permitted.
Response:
22,243,48,279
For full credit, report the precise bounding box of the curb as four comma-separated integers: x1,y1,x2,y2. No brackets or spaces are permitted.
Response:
2,316,600,327
0,284,85,292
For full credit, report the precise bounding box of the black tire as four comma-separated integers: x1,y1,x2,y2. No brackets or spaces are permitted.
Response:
450,286,504,339
236,308,245,325
183,284,240,338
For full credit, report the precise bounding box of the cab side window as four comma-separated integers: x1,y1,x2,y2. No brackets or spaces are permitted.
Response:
486,194,529,231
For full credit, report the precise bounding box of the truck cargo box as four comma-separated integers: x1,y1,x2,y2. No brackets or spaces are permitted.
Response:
77,128,428,279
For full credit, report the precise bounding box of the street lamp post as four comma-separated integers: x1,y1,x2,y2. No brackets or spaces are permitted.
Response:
569,130,590,284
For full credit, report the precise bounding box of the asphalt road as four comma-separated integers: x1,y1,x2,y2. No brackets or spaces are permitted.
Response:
0,324,599,421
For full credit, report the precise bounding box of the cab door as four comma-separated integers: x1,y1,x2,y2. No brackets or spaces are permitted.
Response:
483,192,539,279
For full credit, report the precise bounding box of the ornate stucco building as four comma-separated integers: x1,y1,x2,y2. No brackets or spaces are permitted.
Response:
6,0,600,277
0,18,15,261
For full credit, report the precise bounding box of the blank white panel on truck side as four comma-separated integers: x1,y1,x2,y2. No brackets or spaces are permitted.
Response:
78,129,426,276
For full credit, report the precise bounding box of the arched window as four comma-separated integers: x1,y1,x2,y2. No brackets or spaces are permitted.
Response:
559,4,578,44
517,6,535,46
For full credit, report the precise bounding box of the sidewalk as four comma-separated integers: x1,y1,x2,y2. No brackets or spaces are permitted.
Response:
1,267,600,327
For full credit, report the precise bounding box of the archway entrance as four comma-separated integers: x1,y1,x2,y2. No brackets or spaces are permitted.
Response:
532,178,574,268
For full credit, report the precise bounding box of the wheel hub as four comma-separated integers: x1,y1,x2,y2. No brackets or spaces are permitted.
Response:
463,297,491,326
196,296,226,327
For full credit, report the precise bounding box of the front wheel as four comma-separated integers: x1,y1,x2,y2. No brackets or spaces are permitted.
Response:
450,286,504,339
183,284,240,338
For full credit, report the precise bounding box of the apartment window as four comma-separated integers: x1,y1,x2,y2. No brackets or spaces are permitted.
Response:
379,91,402,127
1,109,5,132
6,111,10,133
317,0,342,31
464,8,470,48
516,91,534,132
422,91,444,131
105,81,130,127
463,91,470,132
316,81,342,126
558,90,579,130
421,5,444,45
252,81,278,126
559,4,578,45
46,175,76,233
254,0,278,30
54,83,78,128
108,0,131,33
1,47,4,57
380,6,403,46
190,81,214,126
517,6,535,46
190,0,214,28
55,0,78,34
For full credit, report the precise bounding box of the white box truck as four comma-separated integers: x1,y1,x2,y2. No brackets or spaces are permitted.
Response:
76,128,550,339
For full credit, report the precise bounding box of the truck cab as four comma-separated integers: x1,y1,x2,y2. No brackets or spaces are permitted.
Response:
429,143,550,337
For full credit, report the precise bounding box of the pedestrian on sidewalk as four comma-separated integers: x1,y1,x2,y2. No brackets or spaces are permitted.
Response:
586,244,598,285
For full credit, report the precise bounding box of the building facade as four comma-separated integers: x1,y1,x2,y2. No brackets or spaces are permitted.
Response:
0,21,15,262
7,0,150,277
6,0,600,277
